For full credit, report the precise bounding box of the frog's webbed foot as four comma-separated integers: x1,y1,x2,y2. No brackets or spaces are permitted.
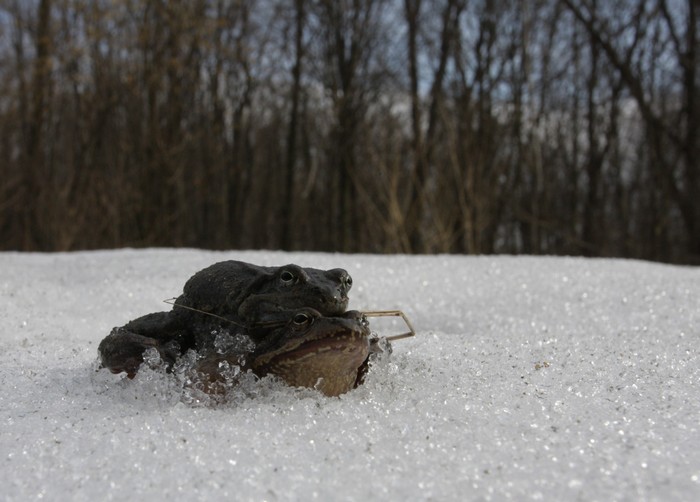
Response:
98,327,181,378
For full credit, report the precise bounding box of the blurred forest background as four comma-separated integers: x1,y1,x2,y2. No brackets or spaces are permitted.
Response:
0,0,697,263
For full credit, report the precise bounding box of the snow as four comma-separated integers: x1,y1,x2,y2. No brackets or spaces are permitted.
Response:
1,249,699,501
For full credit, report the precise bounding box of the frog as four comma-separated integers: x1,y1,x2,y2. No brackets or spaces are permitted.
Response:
98,261,353,378
191,309,382,397
177,261,352,322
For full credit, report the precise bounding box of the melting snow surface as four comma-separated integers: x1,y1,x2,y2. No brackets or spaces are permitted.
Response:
1,249,699,501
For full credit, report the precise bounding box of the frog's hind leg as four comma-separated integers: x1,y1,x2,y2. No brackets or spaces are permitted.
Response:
125,310,195,354
124,311,190,343
98,327,181,378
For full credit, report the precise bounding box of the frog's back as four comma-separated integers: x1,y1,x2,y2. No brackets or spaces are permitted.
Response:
177,261,272,313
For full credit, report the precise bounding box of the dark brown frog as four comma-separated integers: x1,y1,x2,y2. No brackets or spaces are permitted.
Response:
177,261,351,322
191,309,378,397
98,261,353,378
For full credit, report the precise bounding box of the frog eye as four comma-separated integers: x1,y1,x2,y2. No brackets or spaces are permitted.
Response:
280,270,296,284
293,312,312,325
345,275,353,288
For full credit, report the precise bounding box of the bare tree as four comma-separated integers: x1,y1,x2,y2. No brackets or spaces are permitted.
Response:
562,0,700,261
311,0,387,252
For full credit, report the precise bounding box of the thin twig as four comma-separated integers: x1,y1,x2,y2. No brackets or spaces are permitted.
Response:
164,298,417,341
361,310,416,341
163,298,247,329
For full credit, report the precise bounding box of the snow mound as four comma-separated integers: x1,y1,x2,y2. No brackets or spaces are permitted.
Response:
1,249,699,500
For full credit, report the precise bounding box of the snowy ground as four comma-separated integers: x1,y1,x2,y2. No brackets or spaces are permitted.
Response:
1,249,699,501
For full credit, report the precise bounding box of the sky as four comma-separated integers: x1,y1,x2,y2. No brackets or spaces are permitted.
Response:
1,249,699,501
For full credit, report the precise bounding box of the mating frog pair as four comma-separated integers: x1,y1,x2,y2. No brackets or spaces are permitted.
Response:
98,261,413,396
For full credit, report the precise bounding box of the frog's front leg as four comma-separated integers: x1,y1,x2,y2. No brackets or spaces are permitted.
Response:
98,327,181,378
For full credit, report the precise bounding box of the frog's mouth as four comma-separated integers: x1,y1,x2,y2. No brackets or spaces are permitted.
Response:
272,331,367,362
254,330,369,370
319,295,349,315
